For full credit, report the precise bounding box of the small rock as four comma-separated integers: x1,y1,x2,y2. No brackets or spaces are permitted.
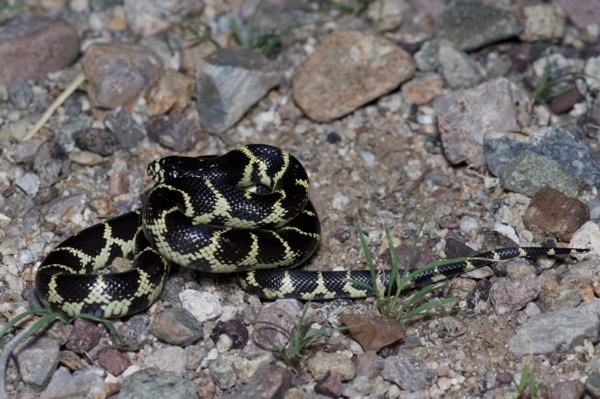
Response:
150,307,204,346
520,4,566,42
83,41,163,109
233,351,274,383
508,299,600,355
73,128,121,156
381,355,427,391
252,306,294,350
499,150,580,198
143,346,187,376
224,363,292,399
489,276,541,314
434,77,532,168
208,356,236,390
293,30,414,122
15,336,60,386
115,368,198,399
586,373,600,399
434,315,467,337
366,0,409,31
104,106,145,150
331,192,351,211
485,124,600,186
435,0,522,51
550,87,584,115
437,40,483,89
123,0,204,37
65,318,105,354
179,290,223,322
524,187,589,242
549,380,586,399
355,351,383,379
401,72,444,105
97,348,131,376
15,173,40,198
145,70,195,115
8,79,33,109
315,370,342,398
557,0,600,29
209,319,249,350
306,352,355,381
196,47,281,133
0,16,80,85
40,367,105,399
340,314,404,352
145,114,200,152
116,314,153,351
69,150,104,166
538,283,584,313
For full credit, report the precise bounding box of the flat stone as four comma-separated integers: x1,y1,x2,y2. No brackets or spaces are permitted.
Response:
115,368,198,399
434,77,532,168
123,0,204,37
0,16,80,85
293,30,414,122
83,42,163,109
485,124,600,186
499,150,580,197
435,0,522,51
195,47,281,133
520,4,566,42
340,313,404,352
524,187,589,242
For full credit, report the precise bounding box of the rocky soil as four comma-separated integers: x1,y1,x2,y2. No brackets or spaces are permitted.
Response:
1,0,600,398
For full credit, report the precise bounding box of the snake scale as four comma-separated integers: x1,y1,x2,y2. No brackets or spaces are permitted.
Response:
34,144,589,318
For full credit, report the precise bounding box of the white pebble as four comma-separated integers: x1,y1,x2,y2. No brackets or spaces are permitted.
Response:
331,192,351,210
179,290,223,322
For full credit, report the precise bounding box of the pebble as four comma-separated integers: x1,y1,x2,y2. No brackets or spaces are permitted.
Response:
550,87,584,115
340,314,404,352
15,336,60,386
0,16,80,85
209,319,249,350
104,106,145,150
69,150,104,166
123,0,204,37
293,30,414,122
437,40,483,89
195,47,281,133
97,348,131,376
342,375,389,398
306,352,355,381
40,367,105,399
114,368,198,399
508,299,600,355
558,0,600,29
116,314,153,351
83,41,164,109
499,150,580,198
538,284,584,313
145,70,194,115
179,290,223,322
143,346,187,376
434,0,522,51
520,4,566,42
252,306,294,350
15,173,40,198
208,356,237,390
331,192,351,211
524,187,589,241
8,79,33,110
221,363,292,399
489,276,541,315
485,125,600,186
65,318,105,353
380,355,427,391
72,128,121,156
434,77,531,168
150,307,204,346
401,72,444,105
145,114,200,152
315,370,342,397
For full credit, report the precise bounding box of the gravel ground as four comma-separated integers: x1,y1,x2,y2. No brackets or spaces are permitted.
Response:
1,1,600,398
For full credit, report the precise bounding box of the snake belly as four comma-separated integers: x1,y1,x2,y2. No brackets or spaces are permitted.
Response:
34,144,589,318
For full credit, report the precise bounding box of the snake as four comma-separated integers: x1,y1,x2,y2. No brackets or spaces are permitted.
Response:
34,144,589,318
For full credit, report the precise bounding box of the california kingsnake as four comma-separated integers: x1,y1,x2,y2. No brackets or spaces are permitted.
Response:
34,144,589,317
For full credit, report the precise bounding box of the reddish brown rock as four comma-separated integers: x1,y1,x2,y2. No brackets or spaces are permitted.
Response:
145,70,195,115
524,187,589,241
97,348,131,376
83,42,163,110
0,16,80,85
340,314,404,352
293,30,414,122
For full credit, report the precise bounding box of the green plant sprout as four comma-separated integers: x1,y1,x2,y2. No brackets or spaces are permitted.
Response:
512,364,543,399
253,301,348,369
354,221,462,322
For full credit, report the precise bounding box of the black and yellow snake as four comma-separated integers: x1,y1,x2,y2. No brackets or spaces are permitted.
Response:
35,144,589,318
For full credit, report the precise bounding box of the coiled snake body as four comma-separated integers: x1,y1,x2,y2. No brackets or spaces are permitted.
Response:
35,144,589,317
